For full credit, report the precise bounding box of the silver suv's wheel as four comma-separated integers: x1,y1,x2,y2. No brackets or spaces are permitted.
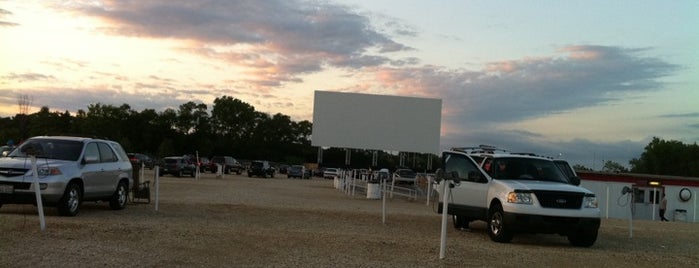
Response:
58,182,82,216
109,181,128,210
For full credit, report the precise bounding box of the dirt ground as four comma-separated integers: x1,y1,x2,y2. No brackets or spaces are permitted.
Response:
1,171,698,267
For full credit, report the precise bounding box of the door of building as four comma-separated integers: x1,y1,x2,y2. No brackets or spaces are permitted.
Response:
632,186,663,220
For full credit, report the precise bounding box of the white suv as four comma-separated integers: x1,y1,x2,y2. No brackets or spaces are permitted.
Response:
436,146,600,247
0,136,133,216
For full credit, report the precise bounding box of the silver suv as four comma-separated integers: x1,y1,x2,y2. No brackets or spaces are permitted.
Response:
437,146,600,247
0,136,133,216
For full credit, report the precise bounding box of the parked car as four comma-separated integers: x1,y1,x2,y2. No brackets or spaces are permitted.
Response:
1,145,15,157
127,153,155,169
248,160,275,178
287,165,307,179
210,156,243,174
278,164,289,174
393,168,417,184
323,168,339,179
0,136,133,216
313,168,325,177
198,157,211,172
373,168,390,183
160,156,197,177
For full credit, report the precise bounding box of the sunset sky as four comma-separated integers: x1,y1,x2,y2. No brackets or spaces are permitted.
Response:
1,0,697,168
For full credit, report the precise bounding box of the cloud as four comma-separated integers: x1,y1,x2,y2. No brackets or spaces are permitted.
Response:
2,73,56,82
441,129,645,169
339,45,678,166
660,112,699,118
0,8,19,27
0,21,19,27
63,0,412,88
368,45,679,126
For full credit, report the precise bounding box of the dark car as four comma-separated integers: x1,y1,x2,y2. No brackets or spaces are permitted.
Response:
278,164,289,174
393,168,417,184
210,156,243,174
160,156,197,177
127,153,155,169
1,145,16,157
248,160,275,178
287,165,308,179
198,157,211,172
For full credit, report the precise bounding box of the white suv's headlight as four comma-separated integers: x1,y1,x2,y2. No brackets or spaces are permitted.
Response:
507,191,533,204
584,194,598,208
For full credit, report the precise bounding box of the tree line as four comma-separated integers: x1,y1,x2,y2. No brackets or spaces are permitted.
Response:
1,96,696,176
629,137,699,177
0,96,435,170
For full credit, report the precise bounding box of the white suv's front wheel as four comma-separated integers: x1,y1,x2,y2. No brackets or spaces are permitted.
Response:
488,204,513,243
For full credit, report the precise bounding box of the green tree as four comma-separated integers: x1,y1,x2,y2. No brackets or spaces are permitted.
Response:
602,160,628,173
629,137,699,177
211,96,256,139
573,164,592,171
83,103,133,140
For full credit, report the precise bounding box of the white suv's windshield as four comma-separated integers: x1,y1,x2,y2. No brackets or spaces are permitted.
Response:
486,157,569,183
9,139,83,161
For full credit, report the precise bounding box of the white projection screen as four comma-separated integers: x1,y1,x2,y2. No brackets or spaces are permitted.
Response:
312,91,442,154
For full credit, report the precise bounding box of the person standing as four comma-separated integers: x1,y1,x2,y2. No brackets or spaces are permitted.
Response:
659,193,669,221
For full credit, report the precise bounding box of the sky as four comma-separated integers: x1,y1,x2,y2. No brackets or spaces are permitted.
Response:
1,0,698,169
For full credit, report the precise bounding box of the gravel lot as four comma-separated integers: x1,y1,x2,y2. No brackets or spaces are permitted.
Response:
1,171,698,267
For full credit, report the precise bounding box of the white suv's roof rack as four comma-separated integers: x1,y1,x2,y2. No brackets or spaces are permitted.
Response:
510,152,553,159
451,144,508,155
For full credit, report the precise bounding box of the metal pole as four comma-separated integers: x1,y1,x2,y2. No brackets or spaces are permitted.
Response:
372,151,377,167
629,190,633,238
439,181,449,259
382,178,387,224
652,188,657,221
605,186,610,219
195,151,200,180
426,176,432,206
30,156,46,231
694,189,697,222
155,165,160,211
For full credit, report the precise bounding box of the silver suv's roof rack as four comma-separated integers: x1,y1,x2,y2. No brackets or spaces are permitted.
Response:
451,144,508,155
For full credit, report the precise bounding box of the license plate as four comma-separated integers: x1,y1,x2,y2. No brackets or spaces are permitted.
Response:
0,184,13,194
